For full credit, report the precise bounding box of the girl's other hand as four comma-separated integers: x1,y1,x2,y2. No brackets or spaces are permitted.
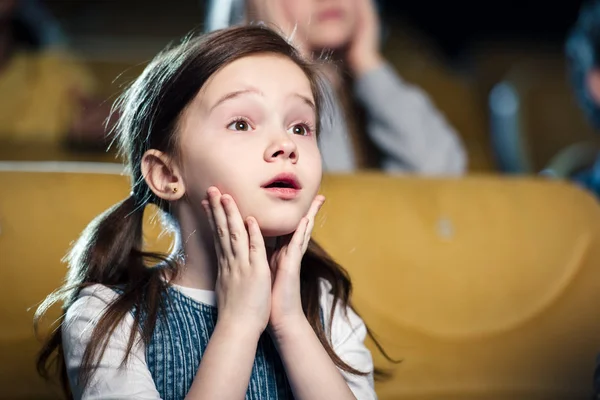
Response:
268,195,325,335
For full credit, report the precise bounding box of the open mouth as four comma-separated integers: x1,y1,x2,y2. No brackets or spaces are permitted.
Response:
264,180,298,189
262,173,301,190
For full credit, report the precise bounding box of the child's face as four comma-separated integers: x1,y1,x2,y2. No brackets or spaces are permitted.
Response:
177,54,322,237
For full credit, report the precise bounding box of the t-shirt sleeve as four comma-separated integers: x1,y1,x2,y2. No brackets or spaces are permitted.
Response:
319,281,377,400
62,285,161,400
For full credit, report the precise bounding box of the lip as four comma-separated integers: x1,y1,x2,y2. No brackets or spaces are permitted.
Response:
261,173,302,200
317,8,344,22
261,173,301,189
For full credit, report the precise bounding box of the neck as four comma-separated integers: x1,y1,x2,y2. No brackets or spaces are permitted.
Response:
169,202,281,291
170,205,218,291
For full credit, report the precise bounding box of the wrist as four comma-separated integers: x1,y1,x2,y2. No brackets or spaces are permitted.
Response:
216,316,265,342
269,314,312,345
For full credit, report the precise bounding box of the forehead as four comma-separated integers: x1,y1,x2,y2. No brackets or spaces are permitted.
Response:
198,54,315,102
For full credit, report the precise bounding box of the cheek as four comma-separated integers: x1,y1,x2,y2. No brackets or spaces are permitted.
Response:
180,142,255,197
300,143,323,188
282,0,313,27
344,12,357,34
179,143,223,192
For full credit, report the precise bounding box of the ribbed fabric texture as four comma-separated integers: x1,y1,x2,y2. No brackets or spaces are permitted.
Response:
145,286,293,400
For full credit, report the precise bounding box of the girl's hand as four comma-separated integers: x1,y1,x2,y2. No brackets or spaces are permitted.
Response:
268,195,325,335
346,0,384,77
202,187,272,337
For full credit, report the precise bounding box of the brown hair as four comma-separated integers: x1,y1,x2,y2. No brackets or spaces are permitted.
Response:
34,25,394,398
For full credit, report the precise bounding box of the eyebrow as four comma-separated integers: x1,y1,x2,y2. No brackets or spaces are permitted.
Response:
210,88,263,111
293,94,316,111
209,88,316,112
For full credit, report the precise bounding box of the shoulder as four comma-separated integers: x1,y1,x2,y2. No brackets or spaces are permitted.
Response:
63,284,129,346
62,285,159,399
65,285,120,323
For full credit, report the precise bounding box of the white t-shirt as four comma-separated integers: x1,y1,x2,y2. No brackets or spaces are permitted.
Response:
62,281,377,400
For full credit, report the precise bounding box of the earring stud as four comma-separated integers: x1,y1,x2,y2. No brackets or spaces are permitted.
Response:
172,187,178,193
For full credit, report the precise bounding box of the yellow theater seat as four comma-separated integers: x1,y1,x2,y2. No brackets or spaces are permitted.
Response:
1,163,600,399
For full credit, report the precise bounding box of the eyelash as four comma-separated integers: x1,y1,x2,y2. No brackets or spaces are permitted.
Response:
225,117,316,136
227,117,254,131
292,120,316,136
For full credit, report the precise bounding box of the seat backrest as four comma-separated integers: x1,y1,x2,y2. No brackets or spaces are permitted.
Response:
2,164,600,399
315,173,600,399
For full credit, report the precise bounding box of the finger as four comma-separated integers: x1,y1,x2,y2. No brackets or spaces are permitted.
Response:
246,217,268,268
306,195,325,221
207,187,233,260
201,199,224,261
220,194,249,261
303,195,325,247
288,217,310,253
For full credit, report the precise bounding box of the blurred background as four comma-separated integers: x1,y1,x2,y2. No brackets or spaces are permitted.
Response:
0,0,594,176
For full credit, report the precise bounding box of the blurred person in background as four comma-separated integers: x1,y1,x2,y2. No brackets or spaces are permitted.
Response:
205,0,467,175
0,0,109,148
566,4,600,397
565,0,600,198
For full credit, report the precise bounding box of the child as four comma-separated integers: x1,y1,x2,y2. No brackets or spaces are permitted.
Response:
205,0,467,175
34,25,387,399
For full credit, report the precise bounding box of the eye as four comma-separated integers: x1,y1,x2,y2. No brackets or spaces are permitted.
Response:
227,119,252,131
288,123,311,136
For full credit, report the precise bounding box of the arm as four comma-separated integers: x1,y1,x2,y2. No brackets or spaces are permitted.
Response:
269,282,376,400
344,0,466,176
271,318,357,400
355,62,467,175
185,321,261,399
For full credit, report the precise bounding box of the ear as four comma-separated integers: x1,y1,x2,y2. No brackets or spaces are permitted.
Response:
586,68,600,106
141,149,186,202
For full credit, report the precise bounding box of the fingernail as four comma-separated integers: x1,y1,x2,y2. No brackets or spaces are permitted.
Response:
221,195,230,205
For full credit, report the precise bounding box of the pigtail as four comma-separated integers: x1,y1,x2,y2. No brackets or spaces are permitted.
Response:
65,194,145,287
34,194,176,394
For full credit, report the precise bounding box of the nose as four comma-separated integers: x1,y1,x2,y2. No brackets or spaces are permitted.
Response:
264,134,299,163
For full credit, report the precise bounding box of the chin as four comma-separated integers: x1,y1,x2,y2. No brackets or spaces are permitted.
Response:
256,215,303,238
309,27,353,51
